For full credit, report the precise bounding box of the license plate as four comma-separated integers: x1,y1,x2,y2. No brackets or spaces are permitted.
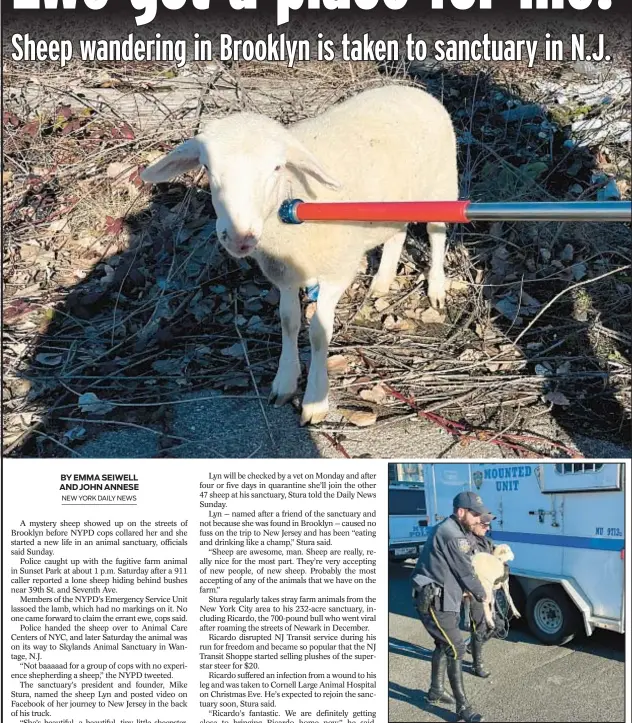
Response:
396,546,418,558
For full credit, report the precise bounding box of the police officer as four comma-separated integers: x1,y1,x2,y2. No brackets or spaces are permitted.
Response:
464,512,496,678
411,491,494,723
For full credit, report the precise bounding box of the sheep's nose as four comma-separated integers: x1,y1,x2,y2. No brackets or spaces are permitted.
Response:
233,232,257,254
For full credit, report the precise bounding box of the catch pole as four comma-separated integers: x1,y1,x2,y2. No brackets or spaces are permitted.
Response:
278,200,632,224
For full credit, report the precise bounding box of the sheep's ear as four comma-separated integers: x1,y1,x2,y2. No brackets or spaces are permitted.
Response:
141,138,202,183
285,137,342,191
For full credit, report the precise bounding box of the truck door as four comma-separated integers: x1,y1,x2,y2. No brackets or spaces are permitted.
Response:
550,463,624,623
474,463,565,577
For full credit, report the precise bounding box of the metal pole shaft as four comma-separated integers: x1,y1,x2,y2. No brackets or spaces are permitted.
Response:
466,202,632,222
278,199,632,224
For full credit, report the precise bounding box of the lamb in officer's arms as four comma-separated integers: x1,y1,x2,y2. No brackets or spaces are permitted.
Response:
470,544,521,628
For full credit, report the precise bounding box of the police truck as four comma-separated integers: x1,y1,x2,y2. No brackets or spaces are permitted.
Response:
388,461,626,645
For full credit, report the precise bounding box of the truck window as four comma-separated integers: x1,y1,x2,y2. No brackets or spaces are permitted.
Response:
541,463,620,492
388,463,424,484
555,463,604,474
389,488,427,516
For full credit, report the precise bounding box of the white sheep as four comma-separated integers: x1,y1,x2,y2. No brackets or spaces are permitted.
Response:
470,543,521,628
141,84,459,425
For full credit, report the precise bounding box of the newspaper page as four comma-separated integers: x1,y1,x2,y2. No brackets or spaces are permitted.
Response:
2,1,631,722
4,459,384,722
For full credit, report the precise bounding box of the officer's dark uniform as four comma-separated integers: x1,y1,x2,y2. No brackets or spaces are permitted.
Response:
412,515,486,660
411,491,493,723
466,530,495,646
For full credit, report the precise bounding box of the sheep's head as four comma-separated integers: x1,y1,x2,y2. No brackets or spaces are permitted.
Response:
493,544,515,563
141,113,341,258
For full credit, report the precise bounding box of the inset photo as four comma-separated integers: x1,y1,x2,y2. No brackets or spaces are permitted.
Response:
388,461,626,723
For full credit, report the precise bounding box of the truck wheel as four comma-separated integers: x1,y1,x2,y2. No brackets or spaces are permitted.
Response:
525,585,582,645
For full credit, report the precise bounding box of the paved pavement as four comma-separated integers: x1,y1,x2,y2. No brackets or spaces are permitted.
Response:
74,391,630,459
388,562,625,723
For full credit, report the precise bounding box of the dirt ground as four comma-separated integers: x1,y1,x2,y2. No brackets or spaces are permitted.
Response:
2,12,631,459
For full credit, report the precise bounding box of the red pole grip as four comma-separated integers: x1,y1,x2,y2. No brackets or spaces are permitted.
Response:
293,200,471,224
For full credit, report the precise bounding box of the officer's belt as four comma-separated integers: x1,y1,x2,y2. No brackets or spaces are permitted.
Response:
412,573,442,614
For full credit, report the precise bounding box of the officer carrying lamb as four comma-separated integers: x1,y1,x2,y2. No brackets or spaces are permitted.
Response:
411,491,508,723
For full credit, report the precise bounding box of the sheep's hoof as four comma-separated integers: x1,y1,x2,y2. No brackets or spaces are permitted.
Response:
368,281,391,298
269,370,299,407
427,277,446,310
269,390,296,407
428,292,446,310
299,401,329,426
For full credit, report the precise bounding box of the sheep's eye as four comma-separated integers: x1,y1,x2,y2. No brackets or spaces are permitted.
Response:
274,165,282,172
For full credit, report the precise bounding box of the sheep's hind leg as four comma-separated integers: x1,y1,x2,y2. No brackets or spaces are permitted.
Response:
503,582,521,618
427,221,447,309
369,229,407,298
301,278,349,426
269,286,301,407
484,603,495,630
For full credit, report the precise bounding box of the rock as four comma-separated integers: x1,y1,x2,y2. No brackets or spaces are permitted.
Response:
560,244,575,263
420,307,445,324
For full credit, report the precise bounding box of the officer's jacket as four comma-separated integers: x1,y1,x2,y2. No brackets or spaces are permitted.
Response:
412,515,486,612
468,532,494,554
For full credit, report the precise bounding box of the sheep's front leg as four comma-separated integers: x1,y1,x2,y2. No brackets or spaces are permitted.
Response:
269,286,301,407
369,229,407,298
300,279,348,426
427,221,447,309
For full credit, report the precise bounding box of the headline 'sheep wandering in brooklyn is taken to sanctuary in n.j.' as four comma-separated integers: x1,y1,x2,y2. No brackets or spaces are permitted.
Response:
10,29,604,70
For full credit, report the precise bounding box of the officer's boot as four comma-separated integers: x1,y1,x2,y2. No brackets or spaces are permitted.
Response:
470,635,491,678
446,657,484,722
426,648,456,706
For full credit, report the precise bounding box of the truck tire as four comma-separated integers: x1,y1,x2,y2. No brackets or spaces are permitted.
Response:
525,584,582,645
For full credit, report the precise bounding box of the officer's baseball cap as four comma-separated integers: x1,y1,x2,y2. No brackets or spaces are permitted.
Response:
480,512,495,524
453,491,494,517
